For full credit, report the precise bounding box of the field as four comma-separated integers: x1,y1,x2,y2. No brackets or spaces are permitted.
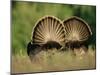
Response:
11,46,96,74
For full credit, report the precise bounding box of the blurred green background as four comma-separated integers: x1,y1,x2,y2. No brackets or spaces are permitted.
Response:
12,1,96,55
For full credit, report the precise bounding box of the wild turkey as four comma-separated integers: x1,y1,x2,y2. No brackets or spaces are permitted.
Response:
27,16,65,60
32,16,65,49
63,16,92,53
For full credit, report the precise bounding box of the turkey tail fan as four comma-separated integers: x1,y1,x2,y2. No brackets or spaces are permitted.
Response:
63,16,92,53
32,16,66,49
63,16,92,43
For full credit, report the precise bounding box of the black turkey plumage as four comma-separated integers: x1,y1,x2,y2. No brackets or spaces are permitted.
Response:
63,16,92,52
27,42,42,61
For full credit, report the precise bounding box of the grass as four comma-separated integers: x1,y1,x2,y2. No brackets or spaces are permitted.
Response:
11,46,96,74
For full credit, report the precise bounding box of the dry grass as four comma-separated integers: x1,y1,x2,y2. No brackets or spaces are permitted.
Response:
11,47,96,74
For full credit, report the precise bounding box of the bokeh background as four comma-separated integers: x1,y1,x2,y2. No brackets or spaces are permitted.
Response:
12,1,96,55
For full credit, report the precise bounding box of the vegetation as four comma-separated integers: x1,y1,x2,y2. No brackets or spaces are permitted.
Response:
12,46,95,74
